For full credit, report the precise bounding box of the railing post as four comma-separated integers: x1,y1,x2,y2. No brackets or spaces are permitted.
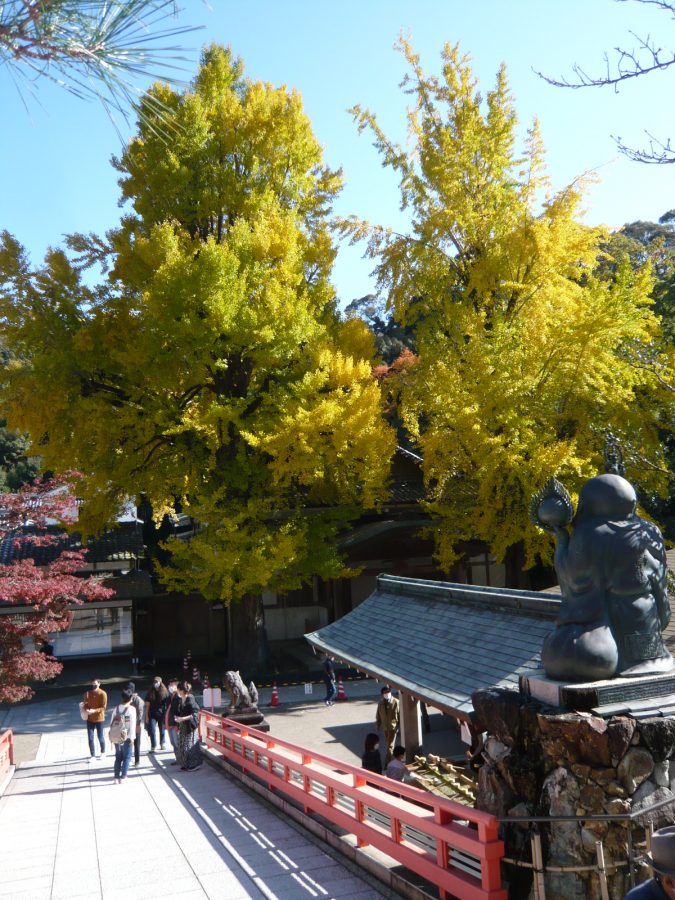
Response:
434,806,451,871
627,822,636,889
266,739,275,789
354,773,368,847
302,753,312,814
596,840,609,900
8,730,13,766
532,829,546,900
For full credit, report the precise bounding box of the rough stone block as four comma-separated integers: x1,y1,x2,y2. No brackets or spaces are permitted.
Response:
638,717,675,762
617,747,654,794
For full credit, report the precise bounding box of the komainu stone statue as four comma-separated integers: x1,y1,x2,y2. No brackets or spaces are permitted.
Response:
530,473,673,682
223,670,259,712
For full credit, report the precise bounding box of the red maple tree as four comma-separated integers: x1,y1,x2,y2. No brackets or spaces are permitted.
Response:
0,475,114,703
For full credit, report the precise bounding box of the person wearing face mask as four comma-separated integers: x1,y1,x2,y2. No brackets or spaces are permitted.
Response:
164,677,181,763
82,678,107,761
145,676,169,752
376,685,400,765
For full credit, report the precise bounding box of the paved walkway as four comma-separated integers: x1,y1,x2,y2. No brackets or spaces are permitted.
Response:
0,698,385,900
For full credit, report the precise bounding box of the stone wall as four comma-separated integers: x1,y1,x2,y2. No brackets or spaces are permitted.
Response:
472,687,675,900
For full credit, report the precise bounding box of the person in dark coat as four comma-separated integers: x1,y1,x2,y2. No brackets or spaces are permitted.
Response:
144,676,169,752
164,677,181,763
625,826,675,897
174,681,202,771
322,655,337,707
361,732,382,775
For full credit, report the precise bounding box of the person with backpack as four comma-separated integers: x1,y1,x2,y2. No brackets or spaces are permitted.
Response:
81,678,107,762
174,681,202,771
126,682,145,767
109,688,137,784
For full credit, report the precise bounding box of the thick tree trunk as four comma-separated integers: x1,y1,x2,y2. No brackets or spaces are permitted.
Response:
227,594,268,676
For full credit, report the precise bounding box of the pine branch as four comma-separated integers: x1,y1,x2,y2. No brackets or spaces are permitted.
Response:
0,1,202,129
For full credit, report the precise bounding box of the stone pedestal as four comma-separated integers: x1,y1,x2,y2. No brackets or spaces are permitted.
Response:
520,668,675,717
472,687,675,899
224,709,270,733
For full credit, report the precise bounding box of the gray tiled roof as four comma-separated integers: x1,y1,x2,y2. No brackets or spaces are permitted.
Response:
0,523,144,566
306,575,560,716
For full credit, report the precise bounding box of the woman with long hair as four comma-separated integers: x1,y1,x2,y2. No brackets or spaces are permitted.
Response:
361,732,382,775
174,681,202,771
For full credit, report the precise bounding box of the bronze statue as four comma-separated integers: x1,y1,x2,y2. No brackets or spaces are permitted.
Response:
531,473,673,683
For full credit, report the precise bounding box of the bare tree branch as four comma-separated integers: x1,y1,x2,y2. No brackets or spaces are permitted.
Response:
536,0,675,164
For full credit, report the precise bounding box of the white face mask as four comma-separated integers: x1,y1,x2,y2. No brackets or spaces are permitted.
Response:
153,681,161,689
168,685,176,694
383,694,391,701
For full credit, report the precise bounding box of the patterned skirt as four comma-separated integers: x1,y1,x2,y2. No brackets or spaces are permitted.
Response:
177,723,202,770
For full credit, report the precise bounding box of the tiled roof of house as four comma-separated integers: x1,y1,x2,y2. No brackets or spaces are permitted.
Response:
0,522,144,566
305,575,559,716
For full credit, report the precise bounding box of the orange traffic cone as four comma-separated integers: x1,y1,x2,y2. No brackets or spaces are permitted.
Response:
203,672,210,688
336,675,347,701
270,681,280,707
192,665,200,686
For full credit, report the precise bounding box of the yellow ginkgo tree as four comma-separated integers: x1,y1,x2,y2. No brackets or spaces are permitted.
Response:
0,45,395,666
341,40,673,576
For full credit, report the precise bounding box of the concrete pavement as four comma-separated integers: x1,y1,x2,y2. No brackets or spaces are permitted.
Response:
0,696,387,900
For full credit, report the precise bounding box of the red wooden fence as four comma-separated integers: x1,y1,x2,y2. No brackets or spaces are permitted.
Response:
0,729,13,784
200,711,506,900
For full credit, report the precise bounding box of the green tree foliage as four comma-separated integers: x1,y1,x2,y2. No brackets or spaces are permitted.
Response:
604,213,675,344
341,40,674,571
0,421,39,491
603,213,675,537
0,46,395,609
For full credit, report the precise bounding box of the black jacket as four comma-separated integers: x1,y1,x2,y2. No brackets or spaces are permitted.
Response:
361,750,383,775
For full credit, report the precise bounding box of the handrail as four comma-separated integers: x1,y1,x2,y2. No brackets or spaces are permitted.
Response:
0,728,13,782
200,711,506,900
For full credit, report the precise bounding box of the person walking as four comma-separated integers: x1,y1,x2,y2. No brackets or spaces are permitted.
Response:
174,681,202,771
145,676,169,752
322,655,337,707
624,825,675,897
164,677,181,763
126,681,145,767
376,685,400,765
82,678,107,761
361,733,382,775
109,688,136,784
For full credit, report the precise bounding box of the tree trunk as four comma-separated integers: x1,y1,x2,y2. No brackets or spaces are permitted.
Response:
227,594,268,676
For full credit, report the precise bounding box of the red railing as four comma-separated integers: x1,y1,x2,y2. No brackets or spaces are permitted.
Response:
0,729,13,783
200,711,506,900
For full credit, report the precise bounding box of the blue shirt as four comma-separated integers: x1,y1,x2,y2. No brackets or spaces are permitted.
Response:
624,877,668,899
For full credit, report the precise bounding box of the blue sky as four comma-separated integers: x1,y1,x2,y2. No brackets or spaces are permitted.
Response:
2,0,675,306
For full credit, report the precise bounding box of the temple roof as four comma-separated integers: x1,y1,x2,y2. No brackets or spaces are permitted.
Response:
305,575,561,717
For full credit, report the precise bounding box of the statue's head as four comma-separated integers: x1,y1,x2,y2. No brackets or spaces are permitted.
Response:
576,473,636,522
